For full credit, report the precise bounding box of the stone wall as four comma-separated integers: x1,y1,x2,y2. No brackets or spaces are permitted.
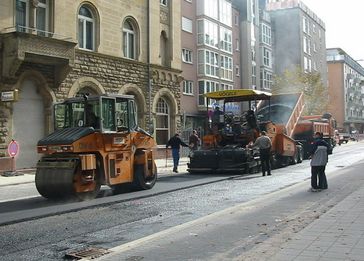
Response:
0,49,182,157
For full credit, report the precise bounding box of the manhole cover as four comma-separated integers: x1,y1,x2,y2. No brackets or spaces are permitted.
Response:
65,247,110,260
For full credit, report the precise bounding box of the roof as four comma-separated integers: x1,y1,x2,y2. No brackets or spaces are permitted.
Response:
204,89,272,102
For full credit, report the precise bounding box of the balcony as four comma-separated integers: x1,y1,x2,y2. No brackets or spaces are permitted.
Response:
1,30,76,83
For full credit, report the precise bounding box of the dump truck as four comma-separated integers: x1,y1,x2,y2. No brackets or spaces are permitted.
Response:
293,113,337,158
256,92,305,167
187,90,304,174
35,94,157,200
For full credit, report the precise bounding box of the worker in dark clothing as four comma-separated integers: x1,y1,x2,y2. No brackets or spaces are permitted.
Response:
250,131,272,176
166,133,189,173
310,132,329,191
85,104,100,129
212,106,225,130
246,110,258,129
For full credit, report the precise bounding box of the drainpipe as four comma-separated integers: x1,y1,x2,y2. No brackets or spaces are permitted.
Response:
147,0,152,133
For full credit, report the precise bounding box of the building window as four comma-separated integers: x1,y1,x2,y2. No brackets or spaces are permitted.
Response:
304,56,312,72
313,61,317,71
236,39,239,51
262,47,272,68
219,0,232,26
182,17,193,33
303,36,311,55
235,15,239,26
16,0,29,32
36,0,49,36
160,0,168,6
221,83,233,90
78,5,95,50
123,19,138,59
197,19,218,48
182,48,193,63
220,27,232,53
303,16,310,35
252,64,256,87
261,23,271,46
220,55,233,81
197,0,218,20
183,80,194,95
198,49,219,78
155,98,169,145
235,65,240,76
260,70,272,90
198,80,219,106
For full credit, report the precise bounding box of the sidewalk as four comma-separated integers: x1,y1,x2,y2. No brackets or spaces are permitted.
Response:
268,186,364,261
0,157,190,187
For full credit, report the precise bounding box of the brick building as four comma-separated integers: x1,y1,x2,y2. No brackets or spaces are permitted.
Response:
0,0,182,169
180,0,241,132
327,48,364,134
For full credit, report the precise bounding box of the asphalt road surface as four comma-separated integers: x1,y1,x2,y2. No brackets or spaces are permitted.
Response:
0,142,363,260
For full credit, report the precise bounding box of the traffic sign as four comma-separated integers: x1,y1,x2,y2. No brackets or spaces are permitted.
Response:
7,140,19,157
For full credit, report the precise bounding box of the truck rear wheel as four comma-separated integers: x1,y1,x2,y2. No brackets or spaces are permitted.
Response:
133,162,157,190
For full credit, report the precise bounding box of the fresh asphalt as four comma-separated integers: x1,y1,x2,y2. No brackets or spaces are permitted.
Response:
0,173,243,226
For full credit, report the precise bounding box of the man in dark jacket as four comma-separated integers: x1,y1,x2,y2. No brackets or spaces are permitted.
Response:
310,132,329,191
166,133,189,173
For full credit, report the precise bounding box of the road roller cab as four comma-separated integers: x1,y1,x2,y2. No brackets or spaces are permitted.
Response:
35,94,157,200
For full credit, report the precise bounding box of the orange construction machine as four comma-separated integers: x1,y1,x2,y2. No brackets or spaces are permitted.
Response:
187,90,304,174
35,94,157,200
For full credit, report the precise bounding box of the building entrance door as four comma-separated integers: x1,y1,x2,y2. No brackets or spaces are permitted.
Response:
13,80,44,169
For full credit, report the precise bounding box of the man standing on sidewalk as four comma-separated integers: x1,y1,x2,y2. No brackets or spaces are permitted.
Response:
250,131,272,176
310,132,329,192
166,133,189,173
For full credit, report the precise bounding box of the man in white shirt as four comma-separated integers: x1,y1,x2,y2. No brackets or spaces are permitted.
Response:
251,131,272,176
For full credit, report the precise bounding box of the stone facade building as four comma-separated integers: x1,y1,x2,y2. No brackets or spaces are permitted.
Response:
0,0,182,169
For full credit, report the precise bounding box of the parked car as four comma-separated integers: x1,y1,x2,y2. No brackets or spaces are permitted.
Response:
338,133,350,145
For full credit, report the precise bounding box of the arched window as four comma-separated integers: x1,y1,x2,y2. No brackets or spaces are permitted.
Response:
76,87,98,97
78,5,95,50
123,19,137,59
155,98,170,144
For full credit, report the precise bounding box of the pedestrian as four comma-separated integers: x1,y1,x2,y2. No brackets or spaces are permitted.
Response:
250,131,272,176
310,132,329,192
189,130,200,152
166,133,189,173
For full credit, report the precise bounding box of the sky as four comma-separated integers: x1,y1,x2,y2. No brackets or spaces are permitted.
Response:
301,0,364,62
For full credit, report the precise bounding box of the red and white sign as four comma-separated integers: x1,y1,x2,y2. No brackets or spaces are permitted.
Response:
7,140,19,158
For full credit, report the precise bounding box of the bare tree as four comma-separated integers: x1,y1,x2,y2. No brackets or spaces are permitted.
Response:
272,66,328,115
